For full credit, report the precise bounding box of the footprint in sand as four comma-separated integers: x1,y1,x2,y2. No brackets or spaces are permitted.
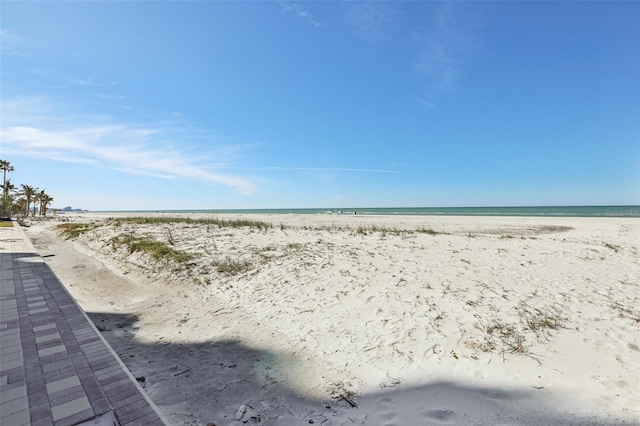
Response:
420,408,456,424
479,388,511,401
375,397,400,426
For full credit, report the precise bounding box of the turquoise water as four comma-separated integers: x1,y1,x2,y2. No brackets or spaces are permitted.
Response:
97,205,640,218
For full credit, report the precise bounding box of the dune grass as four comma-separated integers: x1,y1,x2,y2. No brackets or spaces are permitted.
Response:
109,233,194,263
611,301,640,325
56,223,100,239
108,216,271,230
519,306,565,332
471,304,567,357
475,320,528,354
355,225,443,236
108,217,445,236
212,256,253,275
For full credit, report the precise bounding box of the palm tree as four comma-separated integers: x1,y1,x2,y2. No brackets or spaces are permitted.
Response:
1,178,15,217
0,159,14,197
1,179,15,196
13,198,26,217
36,190,54,216
19,184,38,217
35,190,43,216
42,195,54,216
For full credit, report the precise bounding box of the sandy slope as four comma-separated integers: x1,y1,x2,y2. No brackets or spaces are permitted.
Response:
26,214,640,425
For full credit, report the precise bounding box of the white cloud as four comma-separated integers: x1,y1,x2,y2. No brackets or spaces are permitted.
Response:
0,96,256,195
70,77,117,87
412,95,440,112
278,1,323,28
344,3,399,41
94,93,127,100
413,3,481,91
0,29,21,44
31,68,55,76
262,166,400,174
0,28,27,56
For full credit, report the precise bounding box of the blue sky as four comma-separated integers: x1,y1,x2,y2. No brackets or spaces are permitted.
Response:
1,1,638,210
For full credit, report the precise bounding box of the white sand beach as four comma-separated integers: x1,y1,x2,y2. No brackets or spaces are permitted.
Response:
25,213,640,425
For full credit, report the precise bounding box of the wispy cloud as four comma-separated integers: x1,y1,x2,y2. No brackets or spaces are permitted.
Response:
262,166,400,174
0,96,256,195
1,28,27,56
1,29,21,44
31,68,55,76
94,93,127,100
413,3,480,91
278,1,323,28
344,3,400,41
70,77,117,87
412,95,440,113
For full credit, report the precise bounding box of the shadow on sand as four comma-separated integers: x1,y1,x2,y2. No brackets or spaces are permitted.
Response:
87,311,631,426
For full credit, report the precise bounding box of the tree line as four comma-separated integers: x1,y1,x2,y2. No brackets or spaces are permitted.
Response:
1,159,54,218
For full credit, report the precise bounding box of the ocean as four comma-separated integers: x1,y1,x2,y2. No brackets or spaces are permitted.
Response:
97,205,640,218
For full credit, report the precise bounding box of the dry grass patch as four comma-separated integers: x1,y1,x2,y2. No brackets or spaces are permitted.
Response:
536,225,573,234
56,223,100,239
611,301,640,325
472,305,567,358
212,256,253,275
476,320,528,354
108,216,272,231
109,233,194,263
355,225,442,236
519,305,566,332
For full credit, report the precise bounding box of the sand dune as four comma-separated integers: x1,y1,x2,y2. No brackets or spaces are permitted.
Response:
26,213,640,425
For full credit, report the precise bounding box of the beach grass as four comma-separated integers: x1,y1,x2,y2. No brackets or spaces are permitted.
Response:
212,256,253,275
108,216,448,236
472,304,567,357
56,222,100,239
610,301,640,325
519,306,565,332
108,216,272,230
109,233,195,263
476,321,528,354
417,227,443,235
354,225,443,236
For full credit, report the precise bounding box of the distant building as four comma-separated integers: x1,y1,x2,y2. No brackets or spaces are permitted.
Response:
60,206,86,212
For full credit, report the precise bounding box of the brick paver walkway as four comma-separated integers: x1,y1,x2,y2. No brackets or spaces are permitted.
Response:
0,222,168,426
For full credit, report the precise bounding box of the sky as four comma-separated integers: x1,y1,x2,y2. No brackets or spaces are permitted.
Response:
1,1,638,211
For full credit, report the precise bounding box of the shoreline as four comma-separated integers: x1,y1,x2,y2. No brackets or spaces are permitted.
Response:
49,209,638,229
25,214,640,425
60,203,640,219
